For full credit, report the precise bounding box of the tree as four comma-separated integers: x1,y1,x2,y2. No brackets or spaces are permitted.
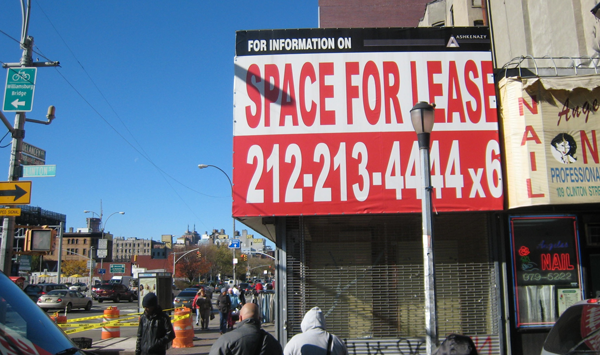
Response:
175,247,203,282
246,254,275,279
61,260,88,276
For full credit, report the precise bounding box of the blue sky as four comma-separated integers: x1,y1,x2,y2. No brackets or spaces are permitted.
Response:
0,1,318,246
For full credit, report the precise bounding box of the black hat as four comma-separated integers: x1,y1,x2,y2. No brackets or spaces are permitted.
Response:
142,292,158,308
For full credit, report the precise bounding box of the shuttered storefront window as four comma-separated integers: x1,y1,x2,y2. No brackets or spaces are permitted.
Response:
285,213,499,340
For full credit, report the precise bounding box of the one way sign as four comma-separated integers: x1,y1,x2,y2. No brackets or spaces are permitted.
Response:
0,181,31,205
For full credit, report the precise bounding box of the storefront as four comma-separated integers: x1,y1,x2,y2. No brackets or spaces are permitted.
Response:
499,74,600,354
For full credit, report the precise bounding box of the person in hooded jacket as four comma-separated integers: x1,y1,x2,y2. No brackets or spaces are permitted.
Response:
283,306,348,355
433,334,478,355
135,292,175,355
209,302,282,355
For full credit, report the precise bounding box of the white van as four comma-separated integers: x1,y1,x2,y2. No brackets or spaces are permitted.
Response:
110,276,133,287
541,299,600,354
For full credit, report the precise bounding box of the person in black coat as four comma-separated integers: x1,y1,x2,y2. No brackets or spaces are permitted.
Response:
135,293,175,355
209,302,282,355
216,287,232,334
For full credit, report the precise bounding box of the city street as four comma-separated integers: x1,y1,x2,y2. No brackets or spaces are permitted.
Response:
53,300,141,343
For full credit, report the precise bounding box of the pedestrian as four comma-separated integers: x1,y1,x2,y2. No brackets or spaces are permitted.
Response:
195,288,213,330
237,285,246,305
209,302,283,355
433,334,478,355
135,293,175,355
227,288,241,329
283,306,347,355
192,289,202,326
255,282,264,293
216,287,232,335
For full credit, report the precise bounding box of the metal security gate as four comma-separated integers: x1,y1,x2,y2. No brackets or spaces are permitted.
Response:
285,213,502,354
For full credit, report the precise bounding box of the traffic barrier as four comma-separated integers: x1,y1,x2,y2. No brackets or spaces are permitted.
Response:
172,307,193,348
101,307,120,339
50,313,67,325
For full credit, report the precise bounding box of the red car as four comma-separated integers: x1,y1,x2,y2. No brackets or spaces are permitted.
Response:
92,283,135,303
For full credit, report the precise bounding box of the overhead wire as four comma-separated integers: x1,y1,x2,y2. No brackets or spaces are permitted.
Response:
3,2,236,231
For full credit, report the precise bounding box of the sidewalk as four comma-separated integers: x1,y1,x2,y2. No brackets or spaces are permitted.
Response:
89,321,276,355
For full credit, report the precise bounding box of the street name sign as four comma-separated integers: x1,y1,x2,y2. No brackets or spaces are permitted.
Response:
110,264,125,273
229,239,241,249
0,181,31,205
22,142,46,161
0,208,21,216
19,153,44,166
3,68,37,112
22,165,56,178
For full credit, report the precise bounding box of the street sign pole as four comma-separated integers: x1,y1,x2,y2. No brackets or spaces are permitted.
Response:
0,110,26,274
0,3,59,275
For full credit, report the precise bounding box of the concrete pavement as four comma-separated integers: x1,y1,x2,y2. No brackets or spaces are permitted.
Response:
87,318,276,355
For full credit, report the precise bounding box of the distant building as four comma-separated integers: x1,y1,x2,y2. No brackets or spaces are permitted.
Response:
240,230,265,254
112,237,152,262
151,240,168,259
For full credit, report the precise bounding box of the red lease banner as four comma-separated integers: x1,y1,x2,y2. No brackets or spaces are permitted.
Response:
233,28,503,217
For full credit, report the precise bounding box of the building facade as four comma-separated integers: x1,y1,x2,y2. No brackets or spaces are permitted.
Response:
228,1,599,354
112,237,152,262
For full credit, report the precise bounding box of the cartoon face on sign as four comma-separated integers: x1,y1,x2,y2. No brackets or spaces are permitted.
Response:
551,133,577,164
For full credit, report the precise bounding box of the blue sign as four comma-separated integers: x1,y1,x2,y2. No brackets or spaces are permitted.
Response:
22,165,56,178
229,239,241,249
98,268,106,274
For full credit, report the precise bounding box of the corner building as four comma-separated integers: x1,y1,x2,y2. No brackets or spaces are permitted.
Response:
233,24,505,355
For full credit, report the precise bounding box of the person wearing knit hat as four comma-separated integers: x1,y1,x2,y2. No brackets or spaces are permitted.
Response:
216,287,232,335
135,293,175,355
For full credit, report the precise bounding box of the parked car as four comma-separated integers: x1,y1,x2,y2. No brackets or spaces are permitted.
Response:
541,298,600,355
239,282,254,294
69,282,88,292
93,283,135,303
173,290,198,309
0,271,88,355
37,289,93,312
23,283,69,302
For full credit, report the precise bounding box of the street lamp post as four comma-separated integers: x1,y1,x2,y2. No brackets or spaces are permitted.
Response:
172,248,201,279
84,207,124,279
410,101,438,354
198,164,237,285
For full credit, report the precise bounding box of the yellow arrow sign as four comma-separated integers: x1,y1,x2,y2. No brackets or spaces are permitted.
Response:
0,182,31,205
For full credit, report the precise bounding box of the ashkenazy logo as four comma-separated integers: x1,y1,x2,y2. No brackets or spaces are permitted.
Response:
447,34,489,48
455,34,488,40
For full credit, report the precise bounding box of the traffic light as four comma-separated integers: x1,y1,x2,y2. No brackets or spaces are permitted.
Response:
196,251,201,259
240,254,247,262
24,227,56,252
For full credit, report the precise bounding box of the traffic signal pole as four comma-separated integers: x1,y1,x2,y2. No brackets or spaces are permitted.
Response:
0,2,59,274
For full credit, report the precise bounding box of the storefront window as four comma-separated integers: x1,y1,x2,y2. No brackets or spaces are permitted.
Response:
509,215,583,328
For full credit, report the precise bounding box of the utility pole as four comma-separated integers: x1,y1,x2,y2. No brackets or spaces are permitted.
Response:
0,1,59,274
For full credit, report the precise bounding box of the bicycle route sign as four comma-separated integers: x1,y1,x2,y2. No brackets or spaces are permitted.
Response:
3,67,37,112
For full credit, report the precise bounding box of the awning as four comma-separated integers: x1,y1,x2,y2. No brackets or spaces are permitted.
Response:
522,74,600,91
